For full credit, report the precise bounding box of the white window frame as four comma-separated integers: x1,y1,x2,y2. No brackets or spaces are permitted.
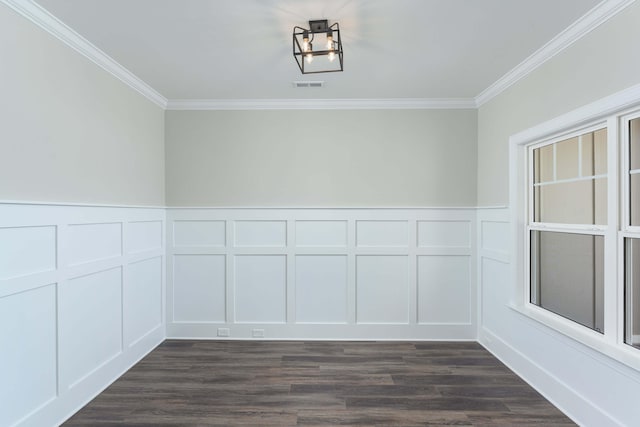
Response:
509,83,640,372
621,110,640,348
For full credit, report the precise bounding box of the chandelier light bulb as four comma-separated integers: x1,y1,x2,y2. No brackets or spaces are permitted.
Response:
302,31,310,52
304,40,314,63
328,51,335,62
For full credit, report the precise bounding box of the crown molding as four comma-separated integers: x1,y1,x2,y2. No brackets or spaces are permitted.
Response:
2,0,168,108
5,0,634,112
166,98,477,111
475,0,636,107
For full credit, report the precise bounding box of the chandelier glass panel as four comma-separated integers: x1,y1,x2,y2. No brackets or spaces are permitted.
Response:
293,20,343,74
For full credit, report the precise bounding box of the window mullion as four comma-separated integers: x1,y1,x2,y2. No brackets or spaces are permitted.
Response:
528,223,606,234
605,116,619,343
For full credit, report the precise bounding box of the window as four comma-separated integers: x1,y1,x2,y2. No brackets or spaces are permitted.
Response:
529,128,607,334
511,88,640,370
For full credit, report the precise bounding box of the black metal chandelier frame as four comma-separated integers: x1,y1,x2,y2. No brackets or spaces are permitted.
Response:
292,20,344,74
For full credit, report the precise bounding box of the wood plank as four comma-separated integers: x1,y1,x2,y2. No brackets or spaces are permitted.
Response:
63,340,576,426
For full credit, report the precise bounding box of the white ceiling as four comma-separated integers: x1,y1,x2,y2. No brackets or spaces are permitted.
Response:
33,0,603,102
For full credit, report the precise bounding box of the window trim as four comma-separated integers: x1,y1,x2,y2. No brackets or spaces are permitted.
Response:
621,111,640,349
509,83,640,372
622,111,640,232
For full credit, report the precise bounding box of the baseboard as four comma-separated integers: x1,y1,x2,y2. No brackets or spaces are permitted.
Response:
478,328,622,427
167,323,476,341
19,327,164,427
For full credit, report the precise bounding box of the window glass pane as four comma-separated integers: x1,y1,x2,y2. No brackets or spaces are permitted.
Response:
534,178,607,224
629,118,640,171
530,231,604,333
593,128,608,175
630,119,640,226
580,132,594,176
556,137,579,180
630,174,640,226
534,144,554,184
533,128,607,225
625,238,640,349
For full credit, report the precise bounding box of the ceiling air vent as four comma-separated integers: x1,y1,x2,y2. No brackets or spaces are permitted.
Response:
293,81,325,88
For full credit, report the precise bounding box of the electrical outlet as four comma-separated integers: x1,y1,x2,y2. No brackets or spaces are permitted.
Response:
252,329,264,338
217,328,230,337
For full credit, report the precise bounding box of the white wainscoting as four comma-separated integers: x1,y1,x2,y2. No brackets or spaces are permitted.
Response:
167,208,476,340
476,208,640,427
0,203,165,427
476,208,511,335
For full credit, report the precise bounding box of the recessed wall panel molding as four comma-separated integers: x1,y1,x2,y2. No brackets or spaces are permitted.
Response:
356,255,409,324
124,257,163,347
128,220,163,254
295,255,348,323
0,202,165,427
477,208,511,330
173,254,226,322
234,255,287,323
0,284,57,427
0,225,56,280
67,222,122,266
174,220,226,247
481,220,510,254
356,220,409,247
481,257,509,329
417,220,471,248
295,220,348,247
417,255,471,324
59,267,123,390
234,220,287,247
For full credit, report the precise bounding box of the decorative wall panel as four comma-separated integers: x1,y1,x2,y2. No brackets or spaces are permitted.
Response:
174,220,225,247
418,220,471,248
295,221,347,247
59,267,123,389
356,255,409,324
356,220,408,247
0,203,165,427
173,255,225,322
0,284,57,427
166,208,476,340
125,257,163,346
68,222,122,266
295,255,348,323
234,255,287,323
234,221,286,247
417,255,471,323
0,225,56,280
128,221,162,254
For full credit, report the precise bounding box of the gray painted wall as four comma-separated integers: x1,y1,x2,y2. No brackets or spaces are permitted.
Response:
0,5,165,206
477,0,640,206
165,109,477,207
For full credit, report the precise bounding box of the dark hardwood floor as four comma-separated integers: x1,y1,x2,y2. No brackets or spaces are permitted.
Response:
64,340,575,426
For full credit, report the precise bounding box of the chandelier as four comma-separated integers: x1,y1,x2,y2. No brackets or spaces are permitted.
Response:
292,20,343,74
